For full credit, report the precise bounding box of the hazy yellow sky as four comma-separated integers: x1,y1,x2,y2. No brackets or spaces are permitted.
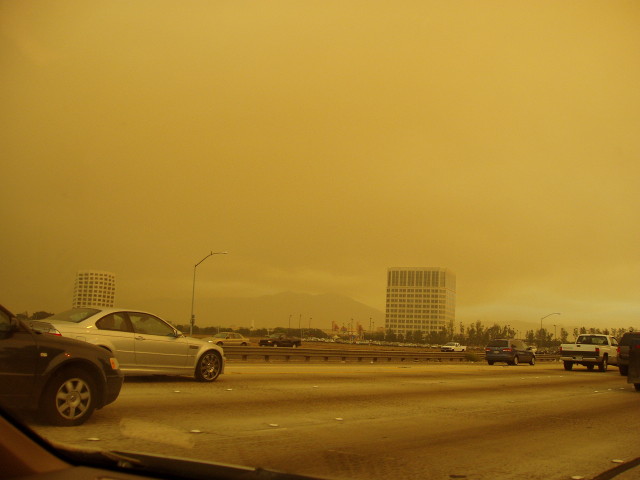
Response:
2,1,639,329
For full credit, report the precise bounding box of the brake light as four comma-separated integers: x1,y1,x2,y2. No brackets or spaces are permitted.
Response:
617,347,621,354
595,347,599,355
559,346,563,353
502,348,512,352
485,348,491,352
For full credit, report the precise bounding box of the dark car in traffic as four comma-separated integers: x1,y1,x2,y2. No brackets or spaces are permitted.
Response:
617,332,640,376
485,338,536,366
258,333,302,348
0,305,123,426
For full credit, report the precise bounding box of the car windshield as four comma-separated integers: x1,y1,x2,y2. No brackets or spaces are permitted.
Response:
46,308,101,323
2,2,640,480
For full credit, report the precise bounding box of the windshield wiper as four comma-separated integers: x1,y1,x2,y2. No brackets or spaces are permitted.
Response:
592,457,640,480
59,446,325,480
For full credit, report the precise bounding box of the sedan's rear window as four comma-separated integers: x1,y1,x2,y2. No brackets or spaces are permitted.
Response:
47,308,101,323
487,340,509,347
620,333,640,346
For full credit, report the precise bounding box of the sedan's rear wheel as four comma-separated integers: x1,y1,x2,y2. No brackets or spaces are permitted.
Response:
487,361,494,365
195,351,222,382
529,356,536,366
511,355,519,366
41,368,97,426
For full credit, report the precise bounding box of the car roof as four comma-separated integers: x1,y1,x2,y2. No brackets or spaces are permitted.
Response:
62,307,160,317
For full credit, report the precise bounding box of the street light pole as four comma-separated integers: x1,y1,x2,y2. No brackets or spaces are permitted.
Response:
190,251,228,336
540,312,561,331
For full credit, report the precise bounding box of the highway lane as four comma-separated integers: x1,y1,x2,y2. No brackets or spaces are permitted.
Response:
31,363,640,480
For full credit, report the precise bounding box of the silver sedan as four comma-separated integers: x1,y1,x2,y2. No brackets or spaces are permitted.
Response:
204,332,250,346
32,308,225,382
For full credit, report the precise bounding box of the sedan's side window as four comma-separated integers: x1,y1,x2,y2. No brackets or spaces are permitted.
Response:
96,313,132,332
130,313,174,336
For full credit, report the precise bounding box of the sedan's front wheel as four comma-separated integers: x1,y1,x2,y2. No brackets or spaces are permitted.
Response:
41,368,97,426
195,351,222,382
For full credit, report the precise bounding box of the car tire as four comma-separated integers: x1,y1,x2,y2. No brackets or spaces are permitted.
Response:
487,361,494,365
563,361,573,371
598,356,608,372
512,355,519,366
586,364,595,371
241,342,247,346
41,368,97,427
634,383,640,392
216,341,224,346
292,343,298,348
529,356,535,366
195,351,222,382
273,343,279,347
619,365,629,376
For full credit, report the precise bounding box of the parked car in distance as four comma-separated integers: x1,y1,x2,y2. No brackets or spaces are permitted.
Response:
30,308,225,382
258,333,302,348
485,339,536,366
0,304,123,426
440,342,466,352
205,332,250,346
559,334,618,372
617,332,640,376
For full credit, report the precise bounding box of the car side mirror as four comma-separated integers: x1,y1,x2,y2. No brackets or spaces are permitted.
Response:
0,317,17,339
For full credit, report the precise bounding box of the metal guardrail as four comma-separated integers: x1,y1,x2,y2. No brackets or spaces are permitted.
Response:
222,346,560,363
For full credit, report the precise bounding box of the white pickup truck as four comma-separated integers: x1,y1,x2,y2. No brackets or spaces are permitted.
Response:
440,342,466,352
559,334,619,372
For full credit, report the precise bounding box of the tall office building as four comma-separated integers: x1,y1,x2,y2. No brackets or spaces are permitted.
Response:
385,267,456,336
72,270,116,308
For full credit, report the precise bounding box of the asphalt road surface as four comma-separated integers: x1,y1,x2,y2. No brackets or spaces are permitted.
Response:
32,362,640,480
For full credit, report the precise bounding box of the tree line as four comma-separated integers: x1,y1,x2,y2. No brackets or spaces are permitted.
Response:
16,312,636,349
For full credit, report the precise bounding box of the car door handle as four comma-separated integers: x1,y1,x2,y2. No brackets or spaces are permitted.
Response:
135,336,145,340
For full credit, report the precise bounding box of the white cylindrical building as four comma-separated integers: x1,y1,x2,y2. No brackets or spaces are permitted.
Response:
72,270,116,308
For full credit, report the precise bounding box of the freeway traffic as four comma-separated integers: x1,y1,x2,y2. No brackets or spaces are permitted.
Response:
31,362,640,480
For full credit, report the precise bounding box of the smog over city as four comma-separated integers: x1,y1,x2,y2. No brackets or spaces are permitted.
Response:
2,1,639,334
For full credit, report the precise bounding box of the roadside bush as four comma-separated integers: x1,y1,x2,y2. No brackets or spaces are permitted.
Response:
464,352,482,362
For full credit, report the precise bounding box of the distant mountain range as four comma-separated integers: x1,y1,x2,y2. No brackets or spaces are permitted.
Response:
151,292,385,331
